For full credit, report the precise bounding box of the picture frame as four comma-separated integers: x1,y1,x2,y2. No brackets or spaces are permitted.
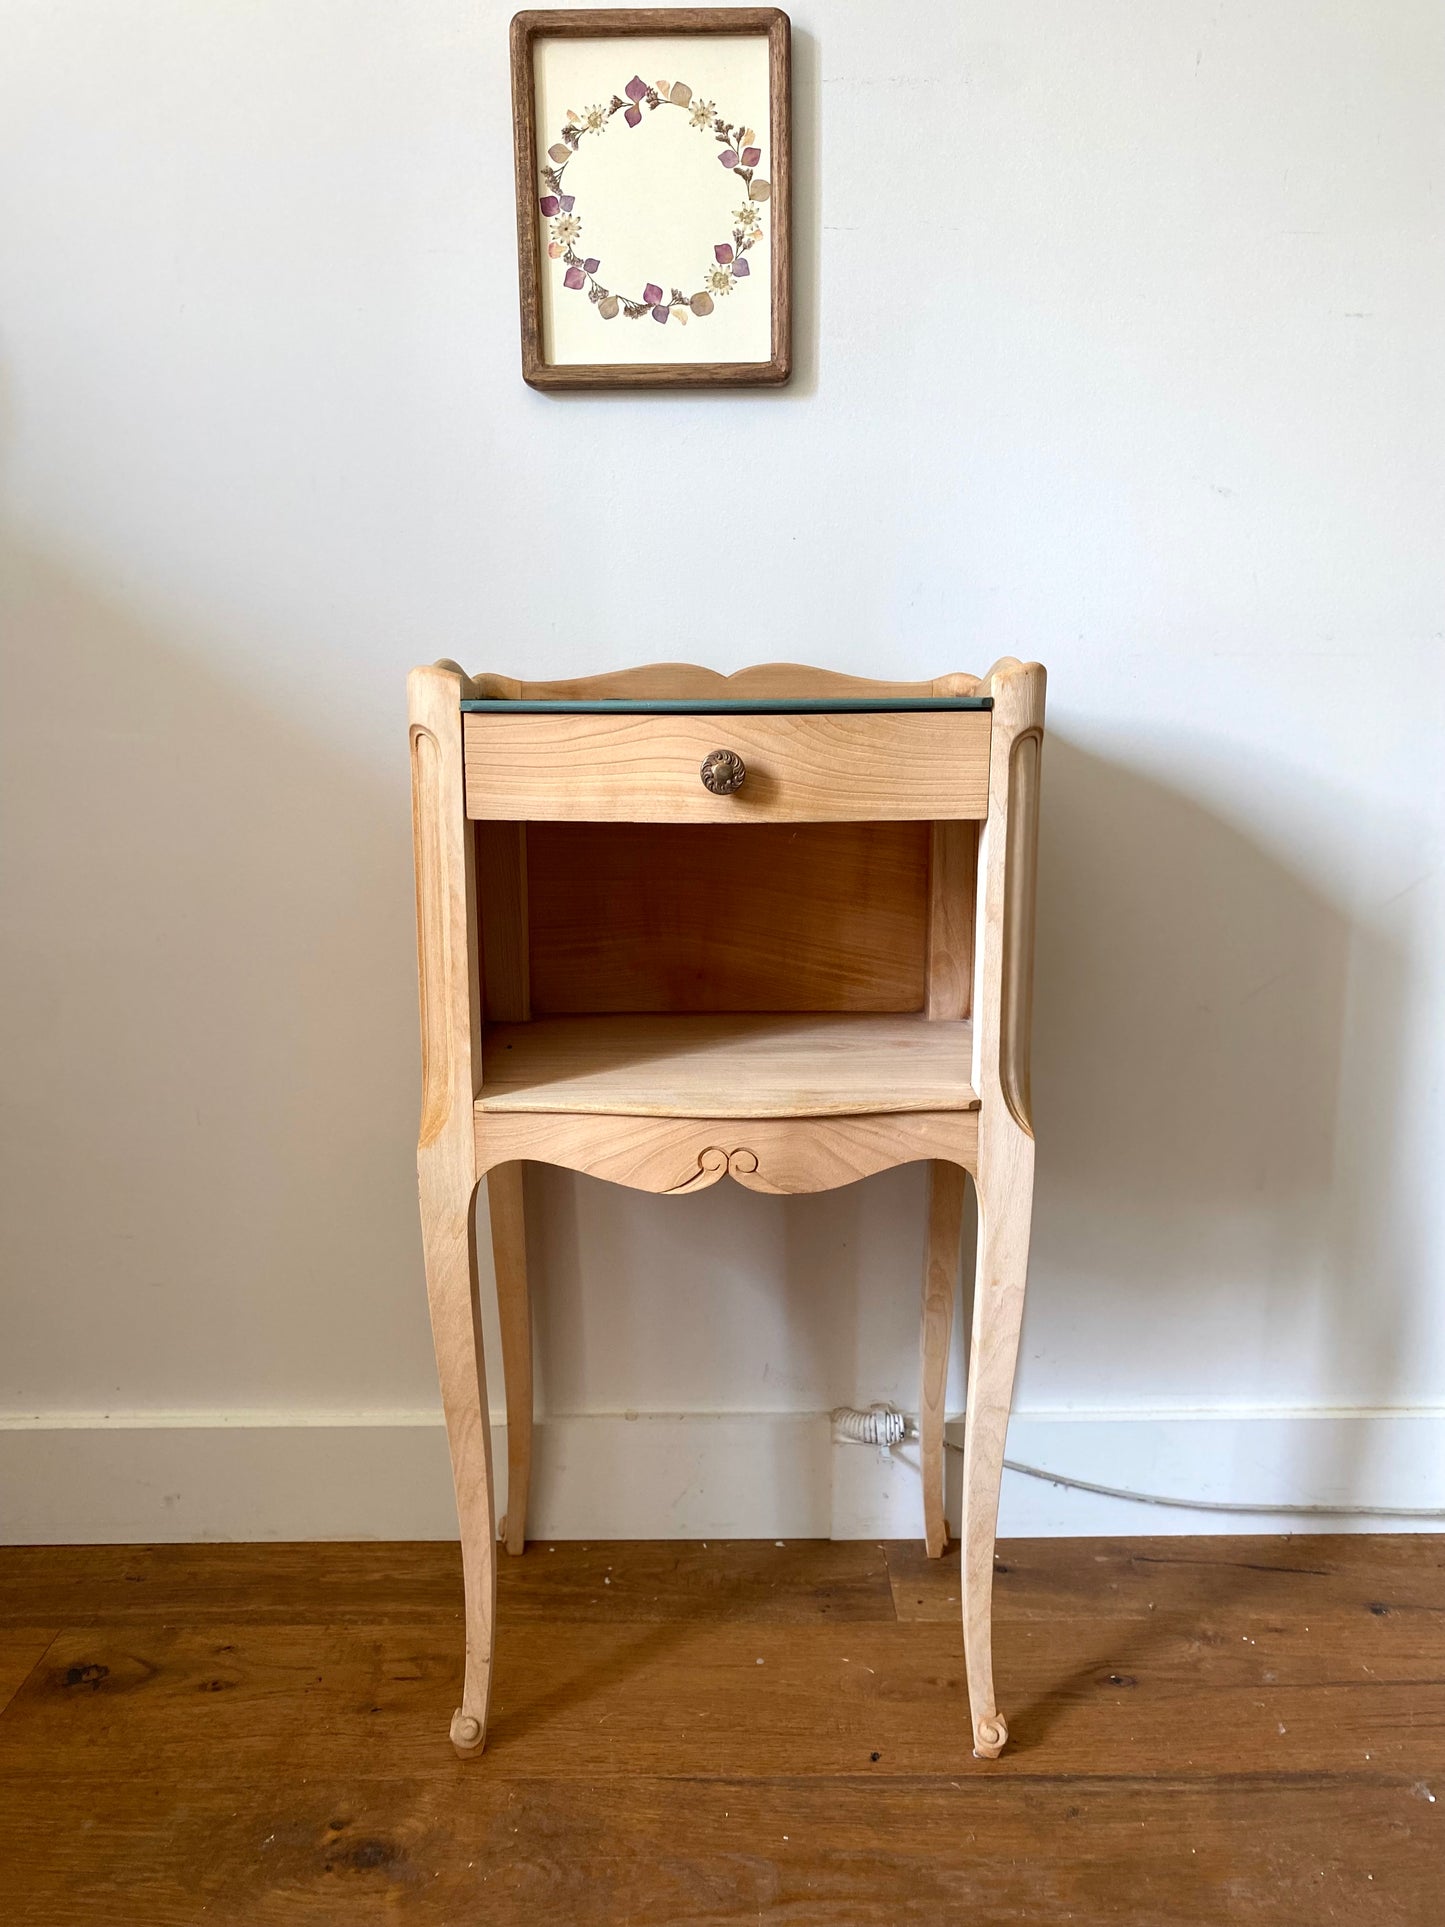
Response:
510,8,792,390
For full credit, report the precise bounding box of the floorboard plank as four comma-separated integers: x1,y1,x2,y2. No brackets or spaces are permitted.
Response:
1,1610,1440,1785
0,1627,57,1717
0,1542,469,1628
498,1537,896,1623
887,1533,1445,1624
1,1537,1441,1923
1,1770,1440,1927
0,1538,894,1627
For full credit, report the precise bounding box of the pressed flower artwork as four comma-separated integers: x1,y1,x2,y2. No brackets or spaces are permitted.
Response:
512,14,791,387
537,70,769,329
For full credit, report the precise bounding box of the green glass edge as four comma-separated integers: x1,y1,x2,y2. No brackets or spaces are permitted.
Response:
459,696,993,713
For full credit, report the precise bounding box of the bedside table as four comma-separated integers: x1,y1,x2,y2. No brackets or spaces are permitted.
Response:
408,659,1045,1761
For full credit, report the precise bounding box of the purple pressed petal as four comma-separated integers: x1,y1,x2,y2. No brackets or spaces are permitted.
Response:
625,74,647,101
624,103,641,127
583,257,600,273
741,146,761,166
643,282,663,305
558,194,575,212
651,304,669,323
719,148,738,168
539,195,559,215
732,257,750,277
714,243,734,264
563,265,585,290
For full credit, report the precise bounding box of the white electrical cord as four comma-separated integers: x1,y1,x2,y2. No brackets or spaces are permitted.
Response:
953,1440,1445,1520
830,1407,1445,1518
831,1404,909,1446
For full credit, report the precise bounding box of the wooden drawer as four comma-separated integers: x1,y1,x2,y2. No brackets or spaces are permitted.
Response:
463,710,991,823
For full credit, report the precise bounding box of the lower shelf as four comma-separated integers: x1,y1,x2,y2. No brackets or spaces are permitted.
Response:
476,1013,979,1119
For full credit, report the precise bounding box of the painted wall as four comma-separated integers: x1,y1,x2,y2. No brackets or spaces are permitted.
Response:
2,1,1442,1540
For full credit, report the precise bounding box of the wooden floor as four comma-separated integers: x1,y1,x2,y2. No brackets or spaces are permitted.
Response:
0,1535,1441,1925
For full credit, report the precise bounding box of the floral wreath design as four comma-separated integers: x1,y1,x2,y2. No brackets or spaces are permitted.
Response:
539,75,770,325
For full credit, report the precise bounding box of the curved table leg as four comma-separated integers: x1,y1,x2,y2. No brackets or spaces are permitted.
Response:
489,1162,532,1556
959,1125,1034,1758
419,1163,496,1756
920,1159,966,1558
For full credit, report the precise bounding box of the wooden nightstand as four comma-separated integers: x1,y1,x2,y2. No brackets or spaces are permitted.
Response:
408,658,1045,1760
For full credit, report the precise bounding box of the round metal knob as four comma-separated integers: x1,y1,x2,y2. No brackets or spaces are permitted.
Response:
700,748,746,796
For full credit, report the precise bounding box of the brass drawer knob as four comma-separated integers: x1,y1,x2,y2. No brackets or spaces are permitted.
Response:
700,748,746,796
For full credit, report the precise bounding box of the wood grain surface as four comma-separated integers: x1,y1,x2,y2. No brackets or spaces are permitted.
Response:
919,1160,966,1558
488,1162,532,1557
477,1012,979,1117
0,1535,1441,1925
468,661,983,702
463,709,992,822
476,821,530,1022
474,1105,980,1195
925,818,976,1020
0,1628,56,1718
410,665,497,1755
526,819,931,1014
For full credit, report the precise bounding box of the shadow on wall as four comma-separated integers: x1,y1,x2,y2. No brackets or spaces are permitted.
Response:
529,728,1424,1497
528,1129,929,1420
0,537,435,1414
1029,736,1419,1503
0,545,1425,1506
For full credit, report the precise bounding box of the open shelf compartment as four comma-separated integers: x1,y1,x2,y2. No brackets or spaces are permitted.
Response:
476,1012,978,1119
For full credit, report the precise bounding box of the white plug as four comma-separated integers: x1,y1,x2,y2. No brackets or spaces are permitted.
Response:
831,1404,910,1447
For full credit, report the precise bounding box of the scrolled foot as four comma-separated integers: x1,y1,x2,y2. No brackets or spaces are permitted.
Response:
972,1711,1008,1760
450,1708,485,1757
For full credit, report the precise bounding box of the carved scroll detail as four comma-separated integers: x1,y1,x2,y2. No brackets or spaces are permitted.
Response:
667,1146,761,1194
411,724,451,1147
450,1709,484,1753
999,728,1041,1137
973,1712,1009,1760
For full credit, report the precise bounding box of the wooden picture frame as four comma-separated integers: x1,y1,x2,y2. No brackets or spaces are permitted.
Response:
510,8,792,389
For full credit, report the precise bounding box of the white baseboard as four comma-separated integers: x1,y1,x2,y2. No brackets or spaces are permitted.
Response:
0,1408,1441,1544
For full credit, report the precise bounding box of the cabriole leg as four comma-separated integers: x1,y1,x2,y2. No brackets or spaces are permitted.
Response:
959,1130,1034,1758
419,1164,496,1757
489,1162,532,1556
920,1160,966,1558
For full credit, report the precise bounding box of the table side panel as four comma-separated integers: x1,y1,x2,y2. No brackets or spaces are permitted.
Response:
473,1108,980,1195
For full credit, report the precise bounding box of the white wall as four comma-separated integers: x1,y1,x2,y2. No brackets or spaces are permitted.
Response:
2,1,1442,1541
